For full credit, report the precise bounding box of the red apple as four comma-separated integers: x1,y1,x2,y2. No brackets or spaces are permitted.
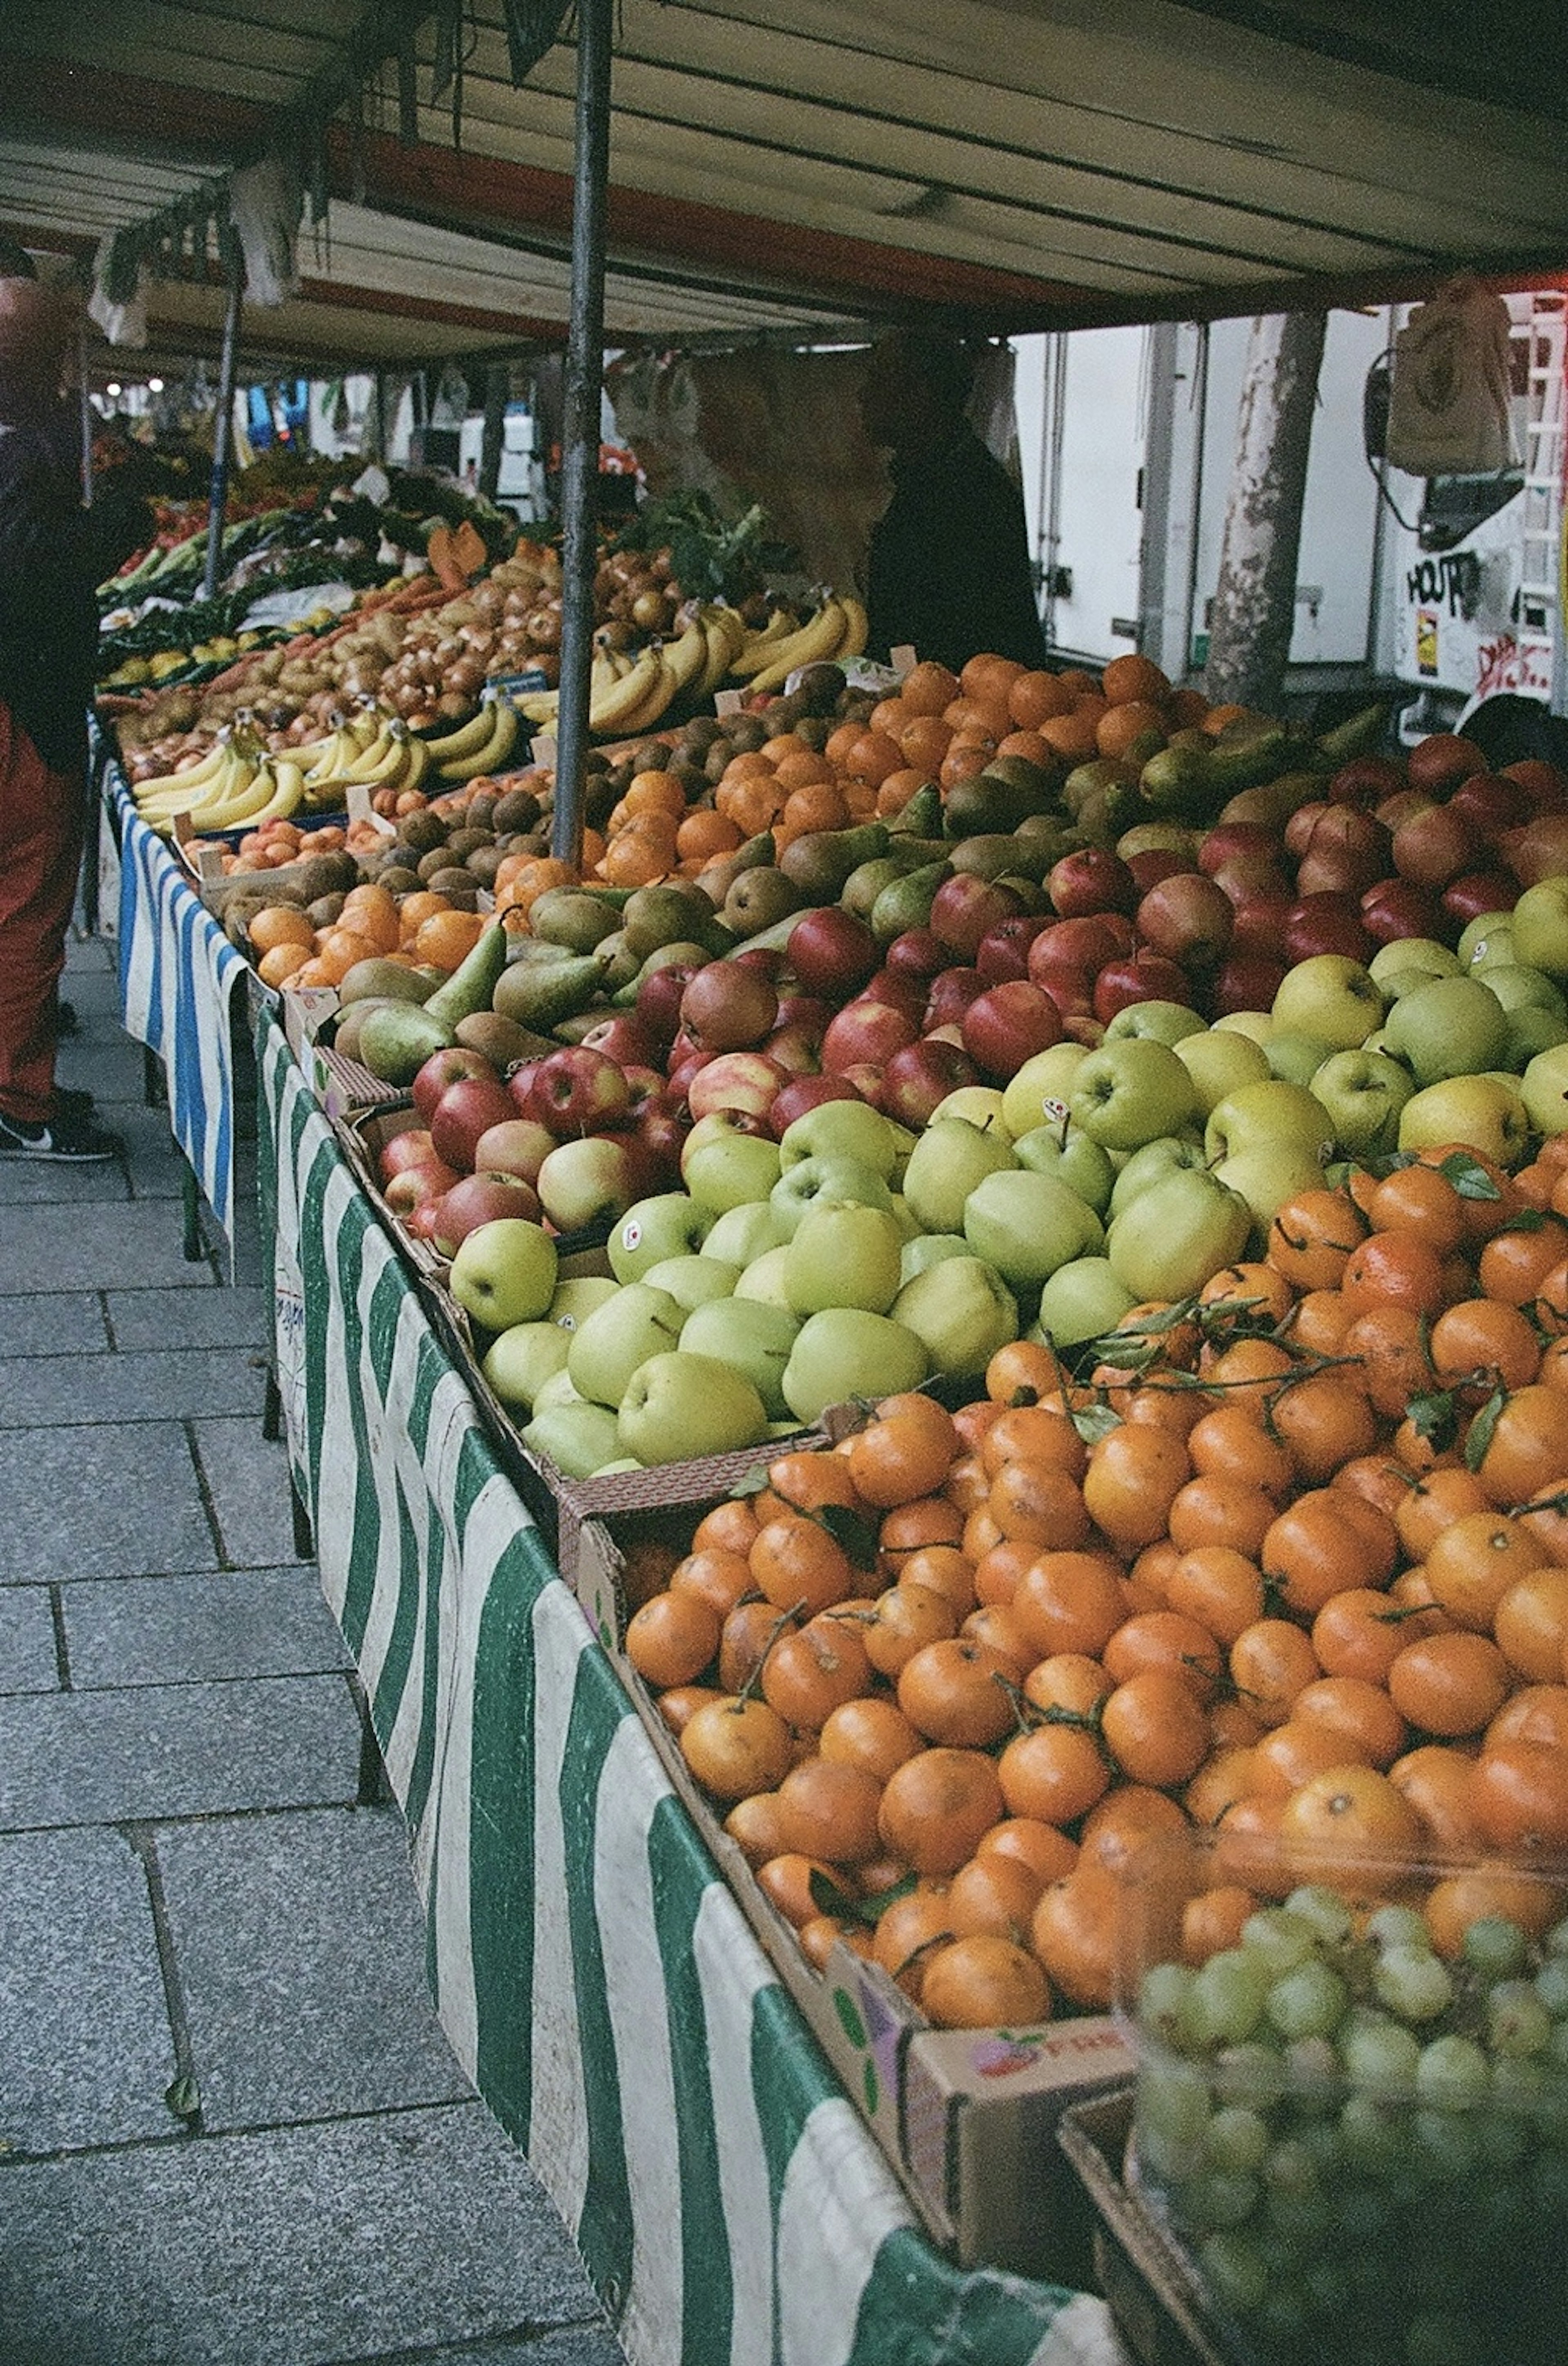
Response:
1281,894,1375,965
619,1063,666,1117
763,1023,823,1078
1375,788,1436,833
1048,848,1138,919
961,982,1065,1080
1502,814,1568,884
430,1076,520,1174
854,968,929,1023
878,1038,983,1128
1446,773,1535,835
1503,759,1568,813
635,961,702,1048
1092,951,1192,1023
579,1011,659,1067
1392,803,1481,889
1211,952,1288,1017
383,1160,463,1217
1359,877,1448,946
772,994,833,1042
1029,913,1136,974
882,927,950,981
380,1127,440,1182
1212,860,1293,911
1284,802,1331,860
1029,958,1094,1022
929,873,1027,959
635,1094,690,1177
768,1072,869,1138
838,1061,889,1103
924,967,988,1031
685,1051,789,1122
666,1048,709,1105
784,907,880,1000
1293,809,1392,899
975,914,1049,985
1442,871,1519,926
429,1170,546,1256
1328,756,1407,808
1227,887,1296,956
820,999,921,1075
517,1046,633,1138
680,962,779,1052
1198,823,1281,876
1126,849,1188,896
1407,732,1486,795
411,1046,498,1126
1136,873,1234,969
473,1116,556,1183
731,945,790,986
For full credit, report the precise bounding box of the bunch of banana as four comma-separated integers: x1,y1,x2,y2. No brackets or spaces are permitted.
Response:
137,738,307,837
726,604,804,678
428,697,520,782
694,604,748,696
132,732,236,817
296,708,438,804
730,595,869,697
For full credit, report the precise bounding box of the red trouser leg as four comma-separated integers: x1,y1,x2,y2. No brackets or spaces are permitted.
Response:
0,702,85,1126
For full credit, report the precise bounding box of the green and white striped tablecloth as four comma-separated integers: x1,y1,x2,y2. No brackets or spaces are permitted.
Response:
256,1007,1118,2366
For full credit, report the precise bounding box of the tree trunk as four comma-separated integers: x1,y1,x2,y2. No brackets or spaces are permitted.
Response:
1204,309,1327,712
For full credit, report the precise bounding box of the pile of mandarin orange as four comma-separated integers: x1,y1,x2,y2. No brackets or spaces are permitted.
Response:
621,1140,1568,2030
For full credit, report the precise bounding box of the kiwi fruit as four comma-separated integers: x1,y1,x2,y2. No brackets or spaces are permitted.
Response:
492,789,541,833
795,715,832,752
443,827,491,864
307,892,347,929
399,809,448,852
466,794,498,831
627,740,669,774
703,741,733,786
464,844,504,887
728,714,768,753
416,848,453,882
425,867,481,900
679,716,723,755
294,853,360,901
374,864,421,896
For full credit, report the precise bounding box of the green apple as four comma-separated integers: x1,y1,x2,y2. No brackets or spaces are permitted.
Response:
1271,955,1383,1050
1068,1039,1200,1151
1106,1167,1252,1301
1171,1026,1270,1112
1458,912,1518,971
1012,1125,1116,1214
1205,1079,1334,1165
532,1364,584,1413
1506,1006,1568,1067
1000,1043,1092,1138
1520,1043,1568,1136
1108,1136,1209,1219
784,1202,906,1316
1372,963,1461,1006
1508,883,1568,979
901,1117,1018,1236
566,1282,686,1406
769,1153,895,1238
900,1232,971,1283
609,1192,711,1282
891,1256,1019,1378
1476,964,1568,1021
547,1276,621,1330
641,1254,740,1314
1032,1256,1137,1349
1263,1032,1334,1088
679,1297,801,1419
778,1099,902,1177
701,1201,786,1266
1212,1011,1274,1046
888,1193,922,1242
617,1350,771,1466
781,1310,930,1422
962,1167,1104,1292
449,1217,559,1332
1310,1049,1415,1157
480,1320,571,1411
1103,998,1206,1046
1382,976,1510,1086
1213,1141,1331,1232
733,1243,795,1305
521,1400,623,1480
1398,1075,1530,1166
929,1085,1012,1137
680,1114,782,1212
1369,938,1462,987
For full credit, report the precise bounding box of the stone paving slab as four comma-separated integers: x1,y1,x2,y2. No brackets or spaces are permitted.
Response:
193,1416,309,1566
0,2101,617,2366
0,1346,267,1428
0,1676,360,1830
0,1826,177,2152
62,1569,350,1690
52,1043,149,1106
0,1292,109,1358
157,1808,472,2132
0,1156,132,1206
0,1201,220,1294
0,1588,58,1694
108,1283,269,1352
0,1422,218,1581
342,2328,624,2366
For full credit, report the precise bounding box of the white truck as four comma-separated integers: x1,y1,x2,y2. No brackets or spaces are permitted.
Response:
1013,287,1568,743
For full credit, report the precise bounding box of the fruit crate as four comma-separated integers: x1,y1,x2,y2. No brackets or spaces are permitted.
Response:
278,985,409,1117
573,1504,1134,2281
1058,2089,1234,2366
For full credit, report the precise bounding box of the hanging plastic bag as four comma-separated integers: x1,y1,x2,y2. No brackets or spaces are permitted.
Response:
1385,278,1515,477
228,153,302,306
87,229,147,349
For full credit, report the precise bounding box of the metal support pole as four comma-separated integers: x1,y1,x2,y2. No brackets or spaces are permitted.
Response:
551,0,614,871
479,361,508,503
78,324,94,508
203,234,245,604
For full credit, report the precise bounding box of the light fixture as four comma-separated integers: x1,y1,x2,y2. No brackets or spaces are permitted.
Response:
148,377,164,393
106,381,122,398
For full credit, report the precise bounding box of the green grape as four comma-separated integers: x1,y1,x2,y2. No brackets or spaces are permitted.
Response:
1535,1956,1568,2016
1137,1960,1197,2047
1187,1947,1269,2047
1529,2142,1568,2211
1461,1915,1529,1980
1412,2106,1484,2182
1547,2018,1568,2073
1283,2033,1341,2104
1339,2091,1406,2170
1268,1959,1348,2041
1544,1914,1568,1959
1487,1978,1552,2058
1212,2039,1286,2110
1262,2134,1323,2202
1294,2116,1344,2179
1285,1883,1356,1948
1138,2054,1213,2146
1336,2179,1395,2246
1374,1943,1454,2023
1197,2228,1270,2317
1135,2120,1204,2187
1416,2033,1490,2107
1490,2052,1548,2110
1473,2106,1530,2172
1175,2167,1258,2231
1403,2309,1489,2366
1301,2253,1356,2317
1204,2103,1269,2174
1241,1907,1318,1978
1366,1902,1430,1953
1254,2280,1313,2346
1340,2009,1422,2094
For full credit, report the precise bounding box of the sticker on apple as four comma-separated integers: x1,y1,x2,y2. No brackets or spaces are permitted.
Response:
1042,1098,1070,1123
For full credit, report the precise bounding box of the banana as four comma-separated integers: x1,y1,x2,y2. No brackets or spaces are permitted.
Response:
301,722,361,788
339,720,419,788
729,606,801,677
437,698,519,782
133,735,230,805
517,692,560,727
139,741,250,821
244,758,305,828
183,757,277,833
421,701,497,765
399,733,430,793
588,645,665,736
610,653,677,739
836,594,869,662
746,599,848,697
660,618,710,696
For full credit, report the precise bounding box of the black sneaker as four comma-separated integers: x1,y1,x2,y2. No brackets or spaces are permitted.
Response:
0,1108,122,1162
51,1083,95,1119
56,999,80,1038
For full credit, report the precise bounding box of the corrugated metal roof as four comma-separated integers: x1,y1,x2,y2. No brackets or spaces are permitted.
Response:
5,0,1566,373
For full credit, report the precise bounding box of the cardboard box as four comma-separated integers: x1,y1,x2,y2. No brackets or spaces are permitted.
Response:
575,1510,1135,2281
1058,2091,1236,2366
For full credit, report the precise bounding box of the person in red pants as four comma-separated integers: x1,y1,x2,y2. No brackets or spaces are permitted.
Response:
0,274,124,1160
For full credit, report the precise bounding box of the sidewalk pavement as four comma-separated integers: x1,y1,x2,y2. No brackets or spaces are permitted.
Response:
0,931,627,2366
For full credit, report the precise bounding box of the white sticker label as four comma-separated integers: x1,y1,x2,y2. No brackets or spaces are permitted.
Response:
1042,1098,1071,1123
621,1219,642,1252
